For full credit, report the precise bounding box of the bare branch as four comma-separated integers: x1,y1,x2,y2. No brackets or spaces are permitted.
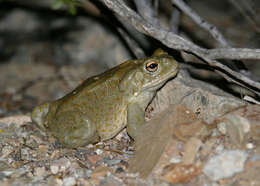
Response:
117,28,146,59
134,0,159,26
206,48,260,60
203,59,260,95
169,6,181,34
153,0,159,18
100,0,204,52
229,0,260,33
172,0,230,47
171,0,248,71
99,0,260,91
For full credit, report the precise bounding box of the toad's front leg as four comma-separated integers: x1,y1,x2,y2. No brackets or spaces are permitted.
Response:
126,102,145,139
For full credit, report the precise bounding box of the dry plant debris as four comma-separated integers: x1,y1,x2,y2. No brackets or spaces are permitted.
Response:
100,0,260,94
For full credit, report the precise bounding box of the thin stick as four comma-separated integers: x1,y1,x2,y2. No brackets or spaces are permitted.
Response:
229,0,260,33
99,0,260,91
134,0,159,26
169,6,181,34
117,28,146,59
172,0,229,47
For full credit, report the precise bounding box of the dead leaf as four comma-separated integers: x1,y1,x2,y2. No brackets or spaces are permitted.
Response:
182,137,203,165
129,105,198,178
91,166,113,179
173,119,211,141
161,163,203,184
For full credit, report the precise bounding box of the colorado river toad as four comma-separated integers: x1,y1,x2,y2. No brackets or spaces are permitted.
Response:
31,49,178,148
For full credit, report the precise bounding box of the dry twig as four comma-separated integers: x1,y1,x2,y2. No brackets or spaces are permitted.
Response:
229,0,260,33
172,0,230,47
117,28,146,58
99,0,260,92
169,6,181,34
134,0,159,26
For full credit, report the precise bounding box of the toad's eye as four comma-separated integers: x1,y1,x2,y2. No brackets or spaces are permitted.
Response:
145,61,158,72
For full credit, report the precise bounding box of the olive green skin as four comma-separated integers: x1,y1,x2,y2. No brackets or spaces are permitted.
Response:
31,49,178,148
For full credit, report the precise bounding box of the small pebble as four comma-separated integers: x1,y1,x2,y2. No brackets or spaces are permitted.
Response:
106,159,121,166
215,144,224,154
50,165,59,174
246,143,254,149
169,155,182,164
115,167,124,173
95,149,103,155
63,177,76,186
217,122,227,135
34,167,46,177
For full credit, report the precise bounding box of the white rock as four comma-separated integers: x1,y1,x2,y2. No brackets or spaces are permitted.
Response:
0,115,31,126
95,148,103,155
203,150,248,181
63,177,76,186
169,155,182,163
50,165,59,174
215,144,224,154
50,158,71,174
217,122,227,135
246,143,254,149
34,167,46,177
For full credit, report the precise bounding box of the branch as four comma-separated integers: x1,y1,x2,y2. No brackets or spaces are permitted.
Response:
100,0,204,52
172,0,230,47
99,0,260,91
134,0,159,26
169,5,181,34
153,0,159,19
206,48,260,60
228,0,260,33
171,0,248,71
117,28,146,59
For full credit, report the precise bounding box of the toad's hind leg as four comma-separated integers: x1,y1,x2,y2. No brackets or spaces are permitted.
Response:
49,111,99,148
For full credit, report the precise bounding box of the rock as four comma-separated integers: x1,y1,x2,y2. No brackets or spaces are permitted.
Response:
90,166,113,179
34,167,47,177
151,70,246,123
0,62,55,94
87,155,103,167
0,115,31,126
0,9,40,33
50,157,71,174
0,8,130,66
63,177,76,186
203,150,248,181
99,174,123,186
217,114,250,146
105,159,121,167
216,104,260,147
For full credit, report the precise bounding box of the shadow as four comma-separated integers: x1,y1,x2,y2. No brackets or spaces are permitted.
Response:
185,62,259,100
0,1,136,64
